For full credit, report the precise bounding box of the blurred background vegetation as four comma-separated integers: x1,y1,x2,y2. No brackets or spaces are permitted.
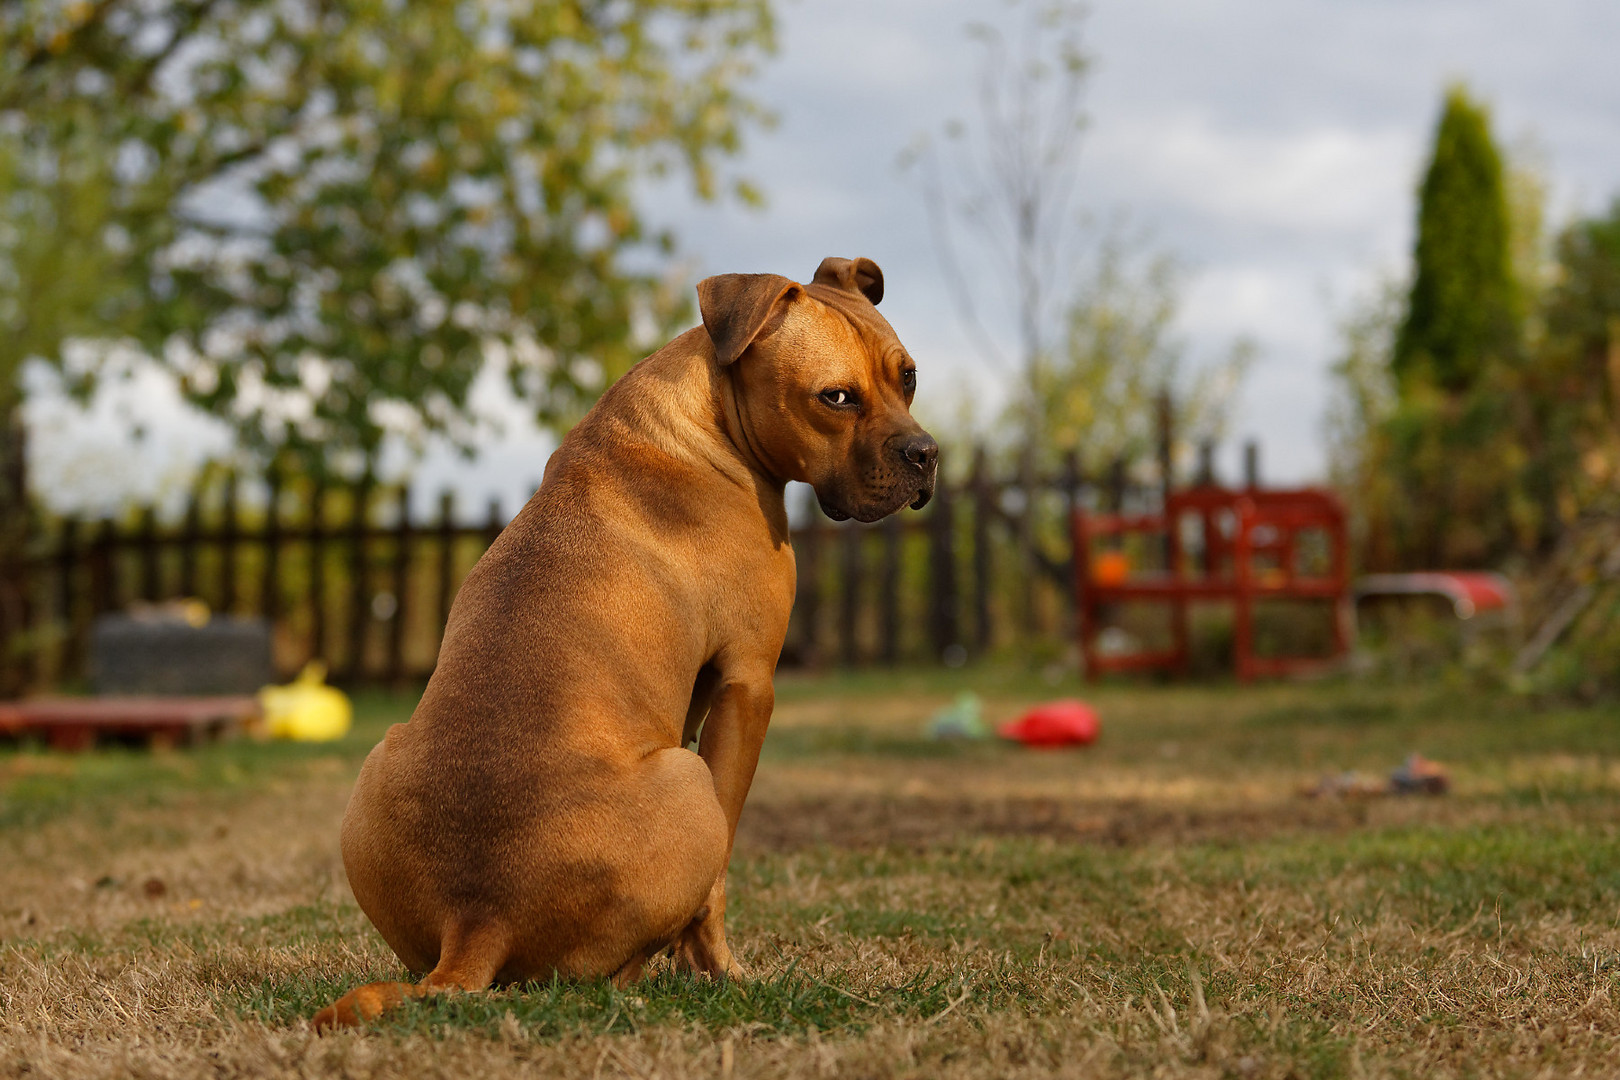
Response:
1327,86,1620,694
0,0,774,476
1332,86,1620,573
6,0,1620,696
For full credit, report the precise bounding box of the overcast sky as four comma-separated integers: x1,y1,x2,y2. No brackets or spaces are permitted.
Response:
28,0,1620,514
645,0,1620,486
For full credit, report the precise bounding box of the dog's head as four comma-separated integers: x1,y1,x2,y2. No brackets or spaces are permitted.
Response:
699,256,938,522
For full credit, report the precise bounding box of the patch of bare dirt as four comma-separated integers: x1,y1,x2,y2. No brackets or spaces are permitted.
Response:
735,793,1387,853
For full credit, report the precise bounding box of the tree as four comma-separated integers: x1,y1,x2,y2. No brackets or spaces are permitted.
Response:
1329,104,1620,570
900,0,1089,433
0,0,775,473
1530,199,1620,508
1328,86,1538,569
1543,198,1620,379
903,3,1248,479
1030,235,1251,469
1392,86,1517,394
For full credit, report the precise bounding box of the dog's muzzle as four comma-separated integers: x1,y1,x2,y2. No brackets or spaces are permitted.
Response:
901,432,939,511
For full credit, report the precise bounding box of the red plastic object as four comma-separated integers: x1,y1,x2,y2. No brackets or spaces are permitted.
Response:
1354,572,1514,619
998,700,1101,748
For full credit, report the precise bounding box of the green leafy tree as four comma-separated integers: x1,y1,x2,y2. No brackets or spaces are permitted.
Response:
1513,204,1620,695
1030,235,1251,470
1528,200,1620,507
1543,199,1620,380
1332,117,1620,570
1392,86,1518,394
0,0,774,472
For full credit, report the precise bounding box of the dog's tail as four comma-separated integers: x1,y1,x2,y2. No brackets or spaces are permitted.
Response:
312,917,509,1033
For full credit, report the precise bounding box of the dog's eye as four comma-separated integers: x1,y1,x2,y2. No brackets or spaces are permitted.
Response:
820,388,857,408
901,368,916,393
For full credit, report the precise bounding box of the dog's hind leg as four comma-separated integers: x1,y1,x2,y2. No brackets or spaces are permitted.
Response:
312,917,509,1032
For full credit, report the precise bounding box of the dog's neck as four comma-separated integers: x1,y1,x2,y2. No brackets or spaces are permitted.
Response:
714,364,788,490
588,330,788,519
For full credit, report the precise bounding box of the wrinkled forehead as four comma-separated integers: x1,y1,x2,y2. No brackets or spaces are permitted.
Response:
802,284,907,354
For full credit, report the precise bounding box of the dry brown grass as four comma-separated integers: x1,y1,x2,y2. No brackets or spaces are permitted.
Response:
4,673,1620,1078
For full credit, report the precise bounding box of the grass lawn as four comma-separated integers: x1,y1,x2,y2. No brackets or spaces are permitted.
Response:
4,669,1620,1077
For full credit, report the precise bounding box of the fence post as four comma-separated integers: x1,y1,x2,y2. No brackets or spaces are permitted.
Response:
880,514,901,665
970,446,992,655
0,414,26,695
1060,450,1082,535
928,476,960,663
839,525,863,667
345,477,372,683
1107,457,1127,513
795,488,824,666
1059,448,1082,616
1016,441,1039,637
261,469,282,625
1157,388,1175,507
1196,440,1216,487
57,516,80,679
138,505,160,601
178,489,200,600
90,517,115,617
437,490,456,647
220,472,239,614
388,485,411,688
484,497,504,552
309,479,327,666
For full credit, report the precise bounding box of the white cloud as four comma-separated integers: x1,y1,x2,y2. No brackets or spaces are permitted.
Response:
1181,266,1326,355
30,0,1620,501
1092,116,1417,238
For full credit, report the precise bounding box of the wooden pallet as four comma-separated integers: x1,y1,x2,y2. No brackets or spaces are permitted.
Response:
0,696,260,751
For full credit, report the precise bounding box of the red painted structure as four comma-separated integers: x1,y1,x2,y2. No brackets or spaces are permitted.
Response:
1073,486,1353,681
0,696,258,751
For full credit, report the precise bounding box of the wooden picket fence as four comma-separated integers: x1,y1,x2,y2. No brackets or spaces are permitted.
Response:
2,463,1164,693
3,475,513,693
1,419,1251,692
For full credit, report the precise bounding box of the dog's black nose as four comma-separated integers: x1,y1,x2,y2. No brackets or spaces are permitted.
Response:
900,433,939,472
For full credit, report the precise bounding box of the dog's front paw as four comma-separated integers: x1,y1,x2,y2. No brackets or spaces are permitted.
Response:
673,927,742,980
721,952,748,981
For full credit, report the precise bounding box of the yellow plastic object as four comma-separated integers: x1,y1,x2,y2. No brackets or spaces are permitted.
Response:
258,662,352,742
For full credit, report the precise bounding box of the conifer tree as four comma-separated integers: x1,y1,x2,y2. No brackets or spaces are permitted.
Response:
1392,86,1517,393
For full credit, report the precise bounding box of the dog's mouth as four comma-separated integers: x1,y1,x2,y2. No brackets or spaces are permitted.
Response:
816,494,852,522
818,480,935,523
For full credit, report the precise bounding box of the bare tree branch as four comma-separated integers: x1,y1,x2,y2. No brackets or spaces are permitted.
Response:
903,0,1091,430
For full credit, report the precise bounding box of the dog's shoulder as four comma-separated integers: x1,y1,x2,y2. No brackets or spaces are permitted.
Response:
503,329,741,545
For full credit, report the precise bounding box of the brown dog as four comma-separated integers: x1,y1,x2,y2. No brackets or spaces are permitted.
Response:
313,256,937,1029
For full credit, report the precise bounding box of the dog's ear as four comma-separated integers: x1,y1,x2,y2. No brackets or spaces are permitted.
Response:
697,273,803,366
812,256,884,306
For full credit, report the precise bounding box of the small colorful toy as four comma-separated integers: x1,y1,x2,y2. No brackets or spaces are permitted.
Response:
926,692,989,740
259,662,353,742
997,700,1100,748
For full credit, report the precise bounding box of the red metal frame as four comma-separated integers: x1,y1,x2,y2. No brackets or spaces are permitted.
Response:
1074,485,1352,681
